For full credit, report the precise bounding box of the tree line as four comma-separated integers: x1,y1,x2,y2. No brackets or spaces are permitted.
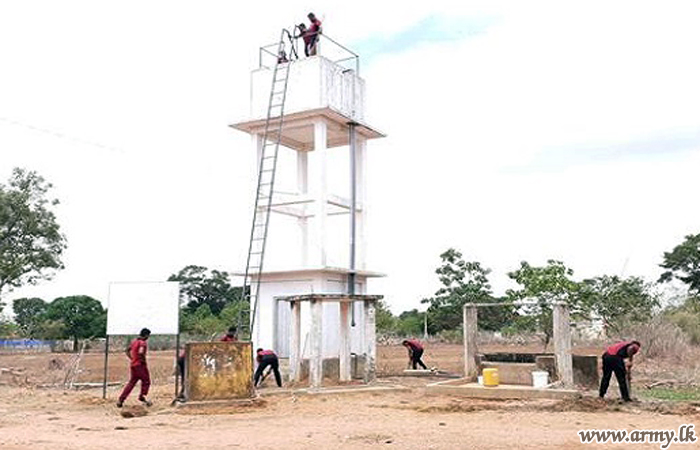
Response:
3,167,700,350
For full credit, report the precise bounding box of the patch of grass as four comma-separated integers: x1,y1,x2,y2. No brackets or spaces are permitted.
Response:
639,386,700,402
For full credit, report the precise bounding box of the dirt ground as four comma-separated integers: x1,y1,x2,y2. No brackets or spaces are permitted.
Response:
1,344,699,449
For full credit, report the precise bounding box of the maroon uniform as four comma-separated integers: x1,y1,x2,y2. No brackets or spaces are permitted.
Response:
403,339,427,370
600,341,640,402
118,338,151,404
254,349,282,387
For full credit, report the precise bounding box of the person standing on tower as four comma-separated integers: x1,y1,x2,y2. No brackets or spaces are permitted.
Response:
305,12,322,56
117,328,153,407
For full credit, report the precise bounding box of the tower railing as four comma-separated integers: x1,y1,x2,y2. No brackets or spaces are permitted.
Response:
258,30,359,73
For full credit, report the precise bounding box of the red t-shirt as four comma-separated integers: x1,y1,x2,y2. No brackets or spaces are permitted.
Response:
129,338,148,367
309,19,322,35
220,335,237,342
605,341,637,358
256,349,276,363
405,339,423,351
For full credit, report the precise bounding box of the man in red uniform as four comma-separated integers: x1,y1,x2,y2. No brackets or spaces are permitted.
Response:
220,326,238,342
254,348,282,388
117,328,152,407
402,339,428,370
304,12,322,56
599,340,641,402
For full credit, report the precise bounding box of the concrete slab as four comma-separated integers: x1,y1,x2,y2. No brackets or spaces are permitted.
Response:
258,384,410,398
481,362,538,385
402,369,434,376
426,379,581,400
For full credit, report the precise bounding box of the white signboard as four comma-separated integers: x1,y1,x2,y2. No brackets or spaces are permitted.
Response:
107,281,180,335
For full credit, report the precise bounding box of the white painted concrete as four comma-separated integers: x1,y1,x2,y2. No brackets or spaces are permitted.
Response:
250,57,365,123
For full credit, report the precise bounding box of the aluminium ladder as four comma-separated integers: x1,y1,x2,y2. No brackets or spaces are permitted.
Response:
237,30,296,341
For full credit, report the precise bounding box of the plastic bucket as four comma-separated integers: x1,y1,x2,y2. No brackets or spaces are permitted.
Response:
482,368,499,387
532,371,549,388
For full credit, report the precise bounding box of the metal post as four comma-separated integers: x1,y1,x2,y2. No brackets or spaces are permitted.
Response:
102,335,109,399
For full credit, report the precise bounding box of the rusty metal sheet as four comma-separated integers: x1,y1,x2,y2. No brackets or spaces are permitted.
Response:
185,342,254,401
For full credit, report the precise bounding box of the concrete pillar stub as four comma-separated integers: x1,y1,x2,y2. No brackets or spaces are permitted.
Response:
339,302,351,382
553,302,574,388
363,300,377,383
290,301,302,382
463,304,478,380
309,299,324,388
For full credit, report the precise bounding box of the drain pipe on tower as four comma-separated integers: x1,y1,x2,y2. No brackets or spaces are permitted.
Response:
348,121,357,326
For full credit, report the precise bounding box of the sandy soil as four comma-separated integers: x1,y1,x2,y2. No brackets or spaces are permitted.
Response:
1,344,698,450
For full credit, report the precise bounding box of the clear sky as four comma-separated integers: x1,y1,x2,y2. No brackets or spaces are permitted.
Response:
1,1,699,314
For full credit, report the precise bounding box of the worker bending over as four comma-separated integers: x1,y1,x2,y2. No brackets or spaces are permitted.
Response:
402,339,428,370
599,340,641,402
254,348,282,388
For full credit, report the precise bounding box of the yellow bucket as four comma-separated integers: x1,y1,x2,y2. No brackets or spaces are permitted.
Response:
482,368,499,387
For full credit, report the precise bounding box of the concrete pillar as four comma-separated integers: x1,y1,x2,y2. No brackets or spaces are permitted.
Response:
339,301,351,382
289,301,302,382
463,304,478,380
309,298,323,388
355,137,367,270
297,151,309,267
310,120,328,267
553,302,574,388
363,300,377,383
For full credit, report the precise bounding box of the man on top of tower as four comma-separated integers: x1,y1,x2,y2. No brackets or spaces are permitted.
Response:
302,12,322,57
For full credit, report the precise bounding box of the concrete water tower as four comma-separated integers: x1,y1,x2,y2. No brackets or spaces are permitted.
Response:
231,30,386,386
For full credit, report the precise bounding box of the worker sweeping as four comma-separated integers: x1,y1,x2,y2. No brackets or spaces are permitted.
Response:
117,328,153,407
599,340,641,402
402,339,428,370
254,348,282,388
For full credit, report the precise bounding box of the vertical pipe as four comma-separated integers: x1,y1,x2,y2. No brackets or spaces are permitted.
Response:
349,122,357,326
102,335,109,399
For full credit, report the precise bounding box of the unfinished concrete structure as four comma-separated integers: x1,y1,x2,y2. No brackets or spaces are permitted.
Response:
231,33,385,387
184,342,254,401
428,302,583,400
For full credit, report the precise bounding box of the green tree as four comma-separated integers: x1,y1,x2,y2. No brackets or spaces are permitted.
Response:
0,168,67,312
659,233,700,294
507,260,580,350
375,299,396,332
12,297,48,337
395,309,425,336
579,275,659,335
422,248,511,333
46,295,106,351
180,304,224,337
168,265,244,316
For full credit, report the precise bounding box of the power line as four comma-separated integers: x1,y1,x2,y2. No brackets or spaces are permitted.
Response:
0,116,124,154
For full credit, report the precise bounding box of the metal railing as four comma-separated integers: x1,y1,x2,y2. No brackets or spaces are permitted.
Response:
258,28,360,73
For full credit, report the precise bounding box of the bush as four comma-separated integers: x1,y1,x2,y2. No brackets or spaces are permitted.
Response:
626,315,691,360
667,309,700,345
